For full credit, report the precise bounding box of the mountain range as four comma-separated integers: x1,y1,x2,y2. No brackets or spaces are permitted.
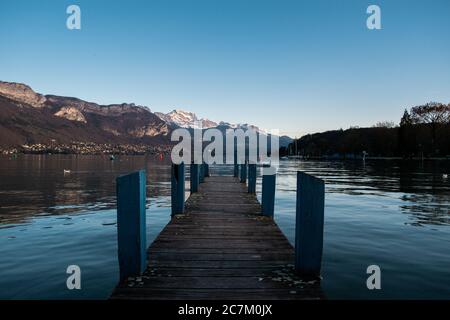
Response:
0,81,171,149
155,110,218,129
154,110,293,147
0,81,292,151
155,109,265,132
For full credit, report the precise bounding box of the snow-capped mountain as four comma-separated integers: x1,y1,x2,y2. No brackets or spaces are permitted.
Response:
155,110,266,133
155,109,293,147
217,122,293,147
218,122,267,135
155,109,218,129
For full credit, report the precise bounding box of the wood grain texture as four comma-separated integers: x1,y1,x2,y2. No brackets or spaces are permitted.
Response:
111,175,323,300
116,170,147,280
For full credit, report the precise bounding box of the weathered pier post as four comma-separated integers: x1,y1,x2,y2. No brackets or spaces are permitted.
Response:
204,163,210,177
240,161,247,183
248,162,257,193
261,172,276,217
190,163,199,193
171,162,185,215
233,149,239,177
295,172,325,278
199,163,205,183
116,170,147,280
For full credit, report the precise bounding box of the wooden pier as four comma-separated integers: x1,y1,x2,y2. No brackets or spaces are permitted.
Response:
111,168,324,300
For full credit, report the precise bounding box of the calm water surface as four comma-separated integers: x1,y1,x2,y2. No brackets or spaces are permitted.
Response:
0,155,449,299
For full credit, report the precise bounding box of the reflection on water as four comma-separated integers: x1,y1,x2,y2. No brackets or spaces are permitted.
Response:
0,155,449,299
272,159,450,299
0,155,172,225
276,159,450,227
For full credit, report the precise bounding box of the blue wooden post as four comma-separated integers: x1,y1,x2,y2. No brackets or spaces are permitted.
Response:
116,170,146,280
171,162,185,215
261,173,276,217
233,150,238,177
199,163,205,183
295,172,325,278
190,163,199,193
204,163,210,177
240,162,247,183
248,163,257,193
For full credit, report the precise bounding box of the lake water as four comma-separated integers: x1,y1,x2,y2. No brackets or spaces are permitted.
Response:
0,155,449,299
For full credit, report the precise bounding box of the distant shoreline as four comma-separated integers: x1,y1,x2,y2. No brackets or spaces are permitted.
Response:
0,142,172,156
286,155,450,161
1,152,449,162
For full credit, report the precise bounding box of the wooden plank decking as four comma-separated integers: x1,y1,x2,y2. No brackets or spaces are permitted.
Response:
111,175,323,300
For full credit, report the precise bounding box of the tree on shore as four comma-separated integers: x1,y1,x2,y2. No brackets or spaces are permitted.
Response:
374,121,396,128
398,109,415,158
410,102,450,155
285,102,450,159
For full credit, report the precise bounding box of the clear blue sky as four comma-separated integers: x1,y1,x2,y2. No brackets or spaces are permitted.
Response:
1,0,449,137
